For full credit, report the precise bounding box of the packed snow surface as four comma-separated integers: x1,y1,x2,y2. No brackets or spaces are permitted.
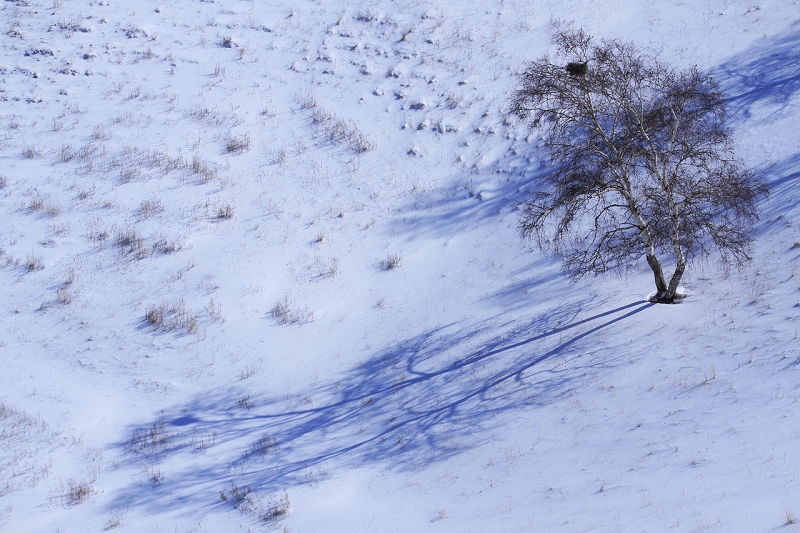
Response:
0,0,799,531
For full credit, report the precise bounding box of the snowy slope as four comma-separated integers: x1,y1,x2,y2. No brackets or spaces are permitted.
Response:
0,0,798,531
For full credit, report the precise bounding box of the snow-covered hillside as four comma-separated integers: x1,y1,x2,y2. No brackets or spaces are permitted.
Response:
0,0,798,531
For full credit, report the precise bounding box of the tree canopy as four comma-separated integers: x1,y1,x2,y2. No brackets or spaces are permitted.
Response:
511,29,766,302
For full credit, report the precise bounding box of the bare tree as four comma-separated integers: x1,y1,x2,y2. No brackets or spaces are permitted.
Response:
510,29,767,303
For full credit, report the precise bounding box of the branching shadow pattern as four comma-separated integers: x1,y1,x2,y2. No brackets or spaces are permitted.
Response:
716,28,800,230
112,299,655,515
718,25,800,123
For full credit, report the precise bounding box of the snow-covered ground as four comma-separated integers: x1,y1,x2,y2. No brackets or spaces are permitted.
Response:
0,0,798,531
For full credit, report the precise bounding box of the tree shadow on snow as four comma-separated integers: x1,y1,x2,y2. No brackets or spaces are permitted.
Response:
717,24,800,124
393,140,549,239
109,298,655,516
714,28,800,234
756,153,800,230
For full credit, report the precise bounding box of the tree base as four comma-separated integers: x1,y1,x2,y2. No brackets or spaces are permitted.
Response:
648,292,687,304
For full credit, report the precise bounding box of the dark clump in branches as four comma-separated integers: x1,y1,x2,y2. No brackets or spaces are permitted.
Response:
510,29,766,303
565,62,587,76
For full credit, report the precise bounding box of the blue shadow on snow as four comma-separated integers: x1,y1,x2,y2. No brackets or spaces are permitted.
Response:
110,299,655,516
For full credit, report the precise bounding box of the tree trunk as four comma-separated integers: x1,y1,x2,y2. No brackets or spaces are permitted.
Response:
646,252,669,302
665,255,686,302
663,230,687,302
